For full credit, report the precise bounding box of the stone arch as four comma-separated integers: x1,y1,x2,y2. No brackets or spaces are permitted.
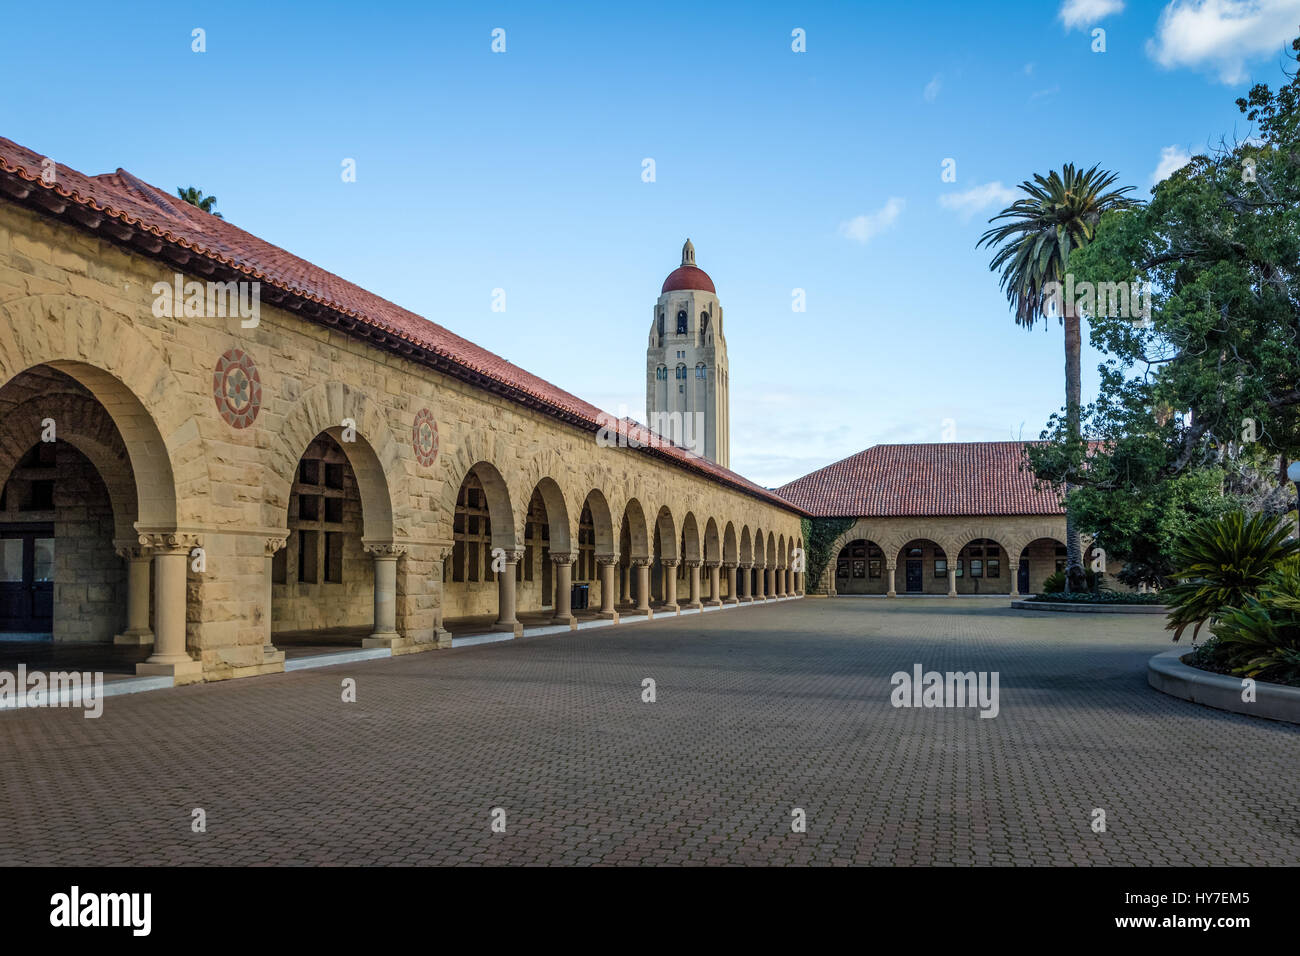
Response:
704,518,722,564
1006,521,1068,563
681,512,701,562
818,519,893,592
777,534,786,569
723,521,737,564
581,488,615,557
0,296,201,528
766,531,776,568
655,505,678,562
621,497,650,560
525,475,572,554
0,389,139,541
739,525,753,565
449,460,517,551
752,527,765,567
269,383,401,542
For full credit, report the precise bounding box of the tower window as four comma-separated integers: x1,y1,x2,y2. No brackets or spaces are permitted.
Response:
695,364,706,379
656,365,667,381
676,310,687,334
676,364,686,380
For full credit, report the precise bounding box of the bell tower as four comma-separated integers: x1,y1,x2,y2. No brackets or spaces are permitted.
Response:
646,240,730,468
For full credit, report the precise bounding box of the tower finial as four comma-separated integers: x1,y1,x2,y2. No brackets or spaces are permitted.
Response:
682,238,695,267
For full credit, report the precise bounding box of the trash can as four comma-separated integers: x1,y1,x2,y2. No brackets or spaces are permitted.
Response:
571,583,590,611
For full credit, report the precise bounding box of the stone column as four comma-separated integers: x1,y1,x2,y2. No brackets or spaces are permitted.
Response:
620,563,631,605
633,557,653,616
551,551,576,627
113,539,154,646
705,561,721,607
947,564,958,597
738,563,752,602
754,565,766,600
1009,562,1020,598
724,562,739,604
661,558,680,611
363,542,406,647
787,567,794,596
796,570,804,596
886,563,897,598
261,535,288,662
136,533,202,682
686,559,703,609
775,566,786,598
597,555,619,621
493,549,524,636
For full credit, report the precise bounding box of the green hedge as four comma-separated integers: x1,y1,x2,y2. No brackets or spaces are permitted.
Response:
804,517,856,592
1025,591,1164,605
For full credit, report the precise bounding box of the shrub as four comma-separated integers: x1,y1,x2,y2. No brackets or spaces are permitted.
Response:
1197,559,1300,685
1039,568,1099,593
1163,511,1299,642
1026,591,1163,605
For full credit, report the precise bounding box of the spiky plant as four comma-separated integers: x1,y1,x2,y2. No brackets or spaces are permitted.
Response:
176,186,223,219
1164,512,1299,641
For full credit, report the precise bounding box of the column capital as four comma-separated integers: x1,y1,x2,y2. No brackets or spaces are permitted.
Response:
703,560,721,569
498,548,525,565
721,561,737,569
684,559,702,569
738,561,753,570
631,556,653,568
660,558,680,569
363,541,408,558
549,551,577,566
265,534,289,557
596,554,620,568
114,538,149,560
138,531,201,556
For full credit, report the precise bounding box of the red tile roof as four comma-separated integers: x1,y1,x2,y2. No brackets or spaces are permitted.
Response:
0,136,804,515
775,441,1064,517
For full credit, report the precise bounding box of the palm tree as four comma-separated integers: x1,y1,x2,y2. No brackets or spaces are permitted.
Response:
978,164,1137,592
175,186,223,219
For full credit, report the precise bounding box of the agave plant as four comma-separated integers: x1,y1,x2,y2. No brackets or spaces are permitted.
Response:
1164,511,1299,641
1207,559,1300,684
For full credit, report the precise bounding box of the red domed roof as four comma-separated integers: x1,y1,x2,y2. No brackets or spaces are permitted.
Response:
661,265,715,294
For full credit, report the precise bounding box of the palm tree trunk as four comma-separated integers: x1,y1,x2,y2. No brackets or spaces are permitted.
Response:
1063,302,1086,593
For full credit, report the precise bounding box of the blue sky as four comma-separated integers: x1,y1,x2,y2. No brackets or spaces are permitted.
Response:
3,0,1298,485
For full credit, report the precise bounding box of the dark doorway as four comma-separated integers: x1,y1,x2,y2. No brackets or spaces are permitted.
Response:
905,559,923,593
0,525,54,634
1018,560,1030,594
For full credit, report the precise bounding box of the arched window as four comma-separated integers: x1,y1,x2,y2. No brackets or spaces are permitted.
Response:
676,310,688,335
700,311,709,335
695,363,707,379
656,365,667,381
657,311,664,340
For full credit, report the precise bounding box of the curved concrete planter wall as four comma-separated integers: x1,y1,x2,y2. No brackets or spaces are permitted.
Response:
1010,600,1166,614
1148,647,1300,724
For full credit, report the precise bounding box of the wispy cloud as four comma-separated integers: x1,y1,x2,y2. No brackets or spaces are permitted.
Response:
1059,0,1125,30
1030,85,1061,101
1146,0,1300,84
923,74,943,101
838,198,906,244
1152,145,1193,182
939,181,1018,221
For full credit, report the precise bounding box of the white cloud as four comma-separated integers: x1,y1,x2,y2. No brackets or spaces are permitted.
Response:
1152,145,1193,182
838,198,905,244
938,181,1019,220
1147,0,1300,84
1060,0,1125,30
924,74,943,101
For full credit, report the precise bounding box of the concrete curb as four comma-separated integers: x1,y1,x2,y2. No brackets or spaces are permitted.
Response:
1147,647,1300,724
1011,600,1167,614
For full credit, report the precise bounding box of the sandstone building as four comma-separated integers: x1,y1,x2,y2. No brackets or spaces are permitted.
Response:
777,442,1079,596
0,137,806,685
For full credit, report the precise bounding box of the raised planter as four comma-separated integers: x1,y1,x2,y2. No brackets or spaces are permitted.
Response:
1010,599,1166,614
1147,647,1300,724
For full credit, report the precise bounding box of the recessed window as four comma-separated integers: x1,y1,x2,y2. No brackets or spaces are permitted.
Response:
298,530,319,583
676,310,688,334
934,559,947,578
324,532,343,583
324,497,344,523
298,460,320,485
324,463,344,489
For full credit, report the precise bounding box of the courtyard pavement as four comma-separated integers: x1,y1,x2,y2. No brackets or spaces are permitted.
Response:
1,597,1296,866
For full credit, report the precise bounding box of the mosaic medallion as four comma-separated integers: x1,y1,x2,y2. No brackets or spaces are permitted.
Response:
212,348,261,429
412,407,439,467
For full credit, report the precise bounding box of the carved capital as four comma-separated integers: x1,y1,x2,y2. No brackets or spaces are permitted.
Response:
114,538,148,561
265,534,289,557
631,556,652,569
138,531,201,556
660,558,680,569
498,549,525,565
596,554,619,568
684,559,703,569
549,551,577,566
363,541,408,559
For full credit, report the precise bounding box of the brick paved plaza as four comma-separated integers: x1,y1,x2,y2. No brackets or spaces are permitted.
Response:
2,598,1296,866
